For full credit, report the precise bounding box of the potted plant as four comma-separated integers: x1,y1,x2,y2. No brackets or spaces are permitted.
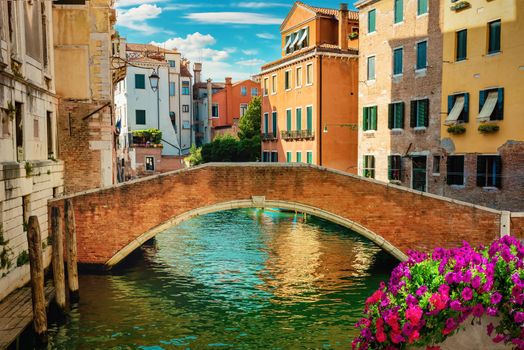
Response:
447,124,466,135
450,1,471,11
353,236,524,350
478,123,500,134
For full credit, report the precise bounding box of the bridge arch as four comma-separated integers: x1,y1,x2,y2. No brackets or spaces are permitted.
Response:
106,199,408,267
49,163,505,268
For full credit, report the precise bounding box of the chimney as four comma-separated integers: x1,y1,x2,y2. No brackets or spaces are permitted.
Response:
338,3,349,51
225,77,233,86
193,62,202,84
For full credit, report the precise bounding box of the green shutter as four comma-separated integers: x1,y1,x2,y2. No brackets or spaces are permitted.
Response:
296,108,302,130
286,152,292,163
424,99,430,127
306,106,313,131
363,107,369,131
264,113,269,134
463,93,470,122
371,106,377,130
399,102,405,129
296,152,302,163
456,30,467,61
287,110,292,131
488,20,501,54
394,0,403,23
388,104,394,129
417,41,427,70
417,100,425,127
410,101,417,127
368,10,376,33
135,74,145,89
393,48,403,75
417,0,428,15
387,156,393,180
494,156,502,188
136,110,146,125
496,88,504,120
307,152,312,164
272,112,277,137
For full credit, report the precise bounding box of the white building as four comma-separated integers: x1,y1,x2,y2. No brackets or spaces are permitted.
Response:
0,0,63,300
115,43,194,176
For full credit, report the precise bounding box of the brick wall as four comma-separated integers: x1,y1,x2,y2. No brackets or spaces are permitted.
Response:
510,215,524,240
49,164,506,266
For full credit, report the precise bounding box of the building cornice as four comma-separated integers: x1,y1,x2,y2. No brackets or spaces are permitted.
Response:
354,0,381,9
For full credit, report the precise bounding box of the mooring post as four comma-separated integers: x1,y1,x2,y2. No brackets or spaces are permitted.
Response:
51,207,67,312
26,216,48,345
64,199,79,301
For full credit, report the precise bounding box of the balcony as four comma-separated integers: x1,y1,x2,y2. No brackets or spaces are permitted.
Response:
261,133,278,142
281,130,315,141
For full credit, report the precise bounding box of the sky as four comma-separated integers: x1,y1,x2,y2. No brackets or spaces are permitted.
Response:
115,0,356,82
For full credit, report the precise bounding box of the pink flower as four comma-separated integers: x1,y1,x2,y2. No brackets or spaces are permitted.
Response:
487,323,494,336
514,312,524,323
376,330,387,343
490,292,502,304
408,330,420,344
390,331,404,344
462,287,473,301
442,318,457,335
472,304,484,317
406,305,423,326
471,275,481,289
416,285,428,296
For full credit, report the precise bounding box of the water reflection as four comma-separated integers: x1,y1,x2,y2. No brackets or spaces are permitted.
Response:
45,208,395,349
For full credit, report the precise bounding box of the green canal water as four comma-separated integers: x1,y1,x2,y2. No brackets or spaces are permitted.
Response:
45,209,396,349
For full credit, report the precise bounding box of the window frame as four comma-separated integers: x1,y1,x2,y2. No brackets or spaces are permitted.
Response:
306,105,313,132
182,104,190,113
271,74,277,94
363,105,378,131
263,113,269,134
295,107,302,131
363,155,375,178
417,0,428,16
306,63,313,86
251,87,258,96
286,152,292,163
394,0,404,24
272,111,278,137
240,103,248,117
479,87,504,121
296,66,303,88
135,74,146,89
367,55,376,81
211,104,219,118
388,154,402,181
388,101,404,129
416,40,428,71
135,109,146,125
241,86,247,96
368,9,376,34
284,69,292,91
393,47,403,76
456,29,467,62
446,155,465,186
145,156,155,172
169,82,176,96
476,155,502,189
487,19,501,55
410,98,430,128
306,151,313,164
286,108,292,131
296,151,302,163
263,78,269,96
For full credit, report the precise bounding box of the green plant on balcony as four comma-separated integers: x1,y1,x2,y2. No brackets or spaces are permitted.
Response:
132,128,163,146
478,123,500,134
349,32,359,40
450,1,471,11
447,124,466,135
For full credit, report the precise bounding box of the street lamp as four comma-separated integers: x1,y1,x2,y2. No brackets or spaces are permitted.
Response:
149,70,160,92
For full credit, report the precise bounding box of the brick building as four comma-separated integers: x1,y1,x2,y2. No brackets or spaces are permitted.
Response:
260,2,360,173
355,0,443,193
440,0,524,211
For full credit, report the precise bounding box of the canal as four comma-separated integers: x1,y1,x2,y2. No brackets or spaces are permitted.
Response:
44,209,395,349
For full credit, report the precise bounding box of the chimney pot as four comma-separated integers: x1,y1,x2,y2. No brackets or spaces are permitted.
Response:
340,3,348,11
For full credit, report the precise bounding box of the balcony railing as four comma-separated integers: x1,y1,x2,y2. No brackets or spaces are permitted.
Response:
281,129,315,141
261,132,278,141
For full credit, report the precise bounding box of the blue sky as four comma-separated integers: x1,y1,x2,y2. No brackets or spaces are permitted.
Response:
115,0,356,82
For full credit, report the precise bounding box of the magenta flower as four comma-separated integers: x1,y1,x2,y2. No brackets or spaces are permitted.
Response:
514,312,524,323
461,287,473,301
471,275,481,289
472,304,484,317
416,285,427,296
450,300,462,311
490,292,502,305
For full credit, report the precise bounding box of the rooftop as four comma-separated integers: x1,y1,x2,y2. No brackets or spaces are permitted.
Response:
295,1,359,21
126,43,179,55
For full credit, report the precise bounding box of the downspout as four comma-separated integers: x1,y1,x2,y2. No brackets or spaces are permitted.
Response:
319,55,323,166
178,73,182,156
190,76,193,148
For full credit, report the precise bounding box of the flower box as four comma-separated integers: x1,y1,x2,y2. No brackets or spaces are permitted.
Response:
450,1,471,11
478,123,500,134
447,124,466,135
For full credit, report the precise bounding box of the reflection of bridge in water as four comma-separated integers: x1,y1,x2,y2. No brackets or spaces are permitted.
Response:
49,163,524,268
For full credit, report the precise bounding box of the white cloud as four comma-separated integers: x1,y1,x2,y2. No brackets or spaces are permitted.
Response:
242,49,259,55
256,33,275,39
236,58,264,66
164,3,204,10
115,0,169,8
185,12,282,25
117,4,163,35
235,2,290,8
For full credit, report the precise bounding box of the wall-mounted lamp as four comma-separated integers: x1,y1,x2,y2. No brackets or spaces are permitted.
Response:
149,69,160,92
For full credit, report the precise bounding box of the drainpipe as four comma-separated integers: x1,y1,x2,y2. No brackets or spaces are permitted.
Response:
319,55,323,166
178,72,182,156
207,78,213,142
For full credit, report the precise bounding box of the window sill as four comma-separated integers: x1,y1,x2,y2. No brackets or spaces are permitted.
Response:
415,68,427,77
416,13,428,18
305,83,313,87
363,131,376,137
449,184,465,189
295,85,302,89
392,74,403,79
486,51,501,57
432,173,440,177
482,186,500,192
455,58,467,63
390,128,403,135
366,79,376,84
393,21,404,26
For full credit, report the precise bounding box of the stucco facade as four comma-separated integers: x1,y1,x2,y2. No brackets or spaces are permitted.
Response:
260,2,359,173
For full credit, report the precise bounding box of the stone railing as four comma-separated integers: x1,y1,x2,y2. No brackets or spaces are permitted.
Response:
281,129,314,141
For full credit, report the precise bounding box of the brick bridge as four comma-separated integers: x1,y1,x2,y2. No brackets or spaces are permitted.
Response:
48,163,523,268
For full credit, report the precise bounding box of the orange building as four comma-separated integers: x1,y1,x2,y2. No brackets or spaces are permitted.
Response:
260,2,359,173
211,78,260,138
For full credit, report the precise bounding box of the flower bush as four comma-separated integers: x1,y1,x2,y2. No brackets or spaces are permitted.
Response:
353,236,524,350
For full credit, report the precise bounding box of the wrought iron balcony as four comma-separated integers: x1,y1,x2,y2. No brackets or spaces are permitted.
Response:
280,129,315,141
261,132,278,141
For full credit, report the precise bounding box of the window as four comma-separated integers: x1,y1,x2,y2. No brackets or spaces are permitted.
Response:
368,9,376,33
388,155,402,181
212,104,219,118
478,88,504,121
286,152,292,163
182,105,190,113
488,20,501,54
272,112,277,137
264,113,269,134
363,106,377,131
271,152,278,163
241,86,247,96
33,119,39,138
183,121,190,129
306,64,313,85
169,82,176,96
262,151,271,162
388,102,404,129
477,155,502,188
286,109,292,131
393,48,403,75
136,110,146,125
456,30,467,61
296,152,302,163
240,104,248,117
412,156,427,192
271,75,277,94
145,156,155,171
135,74,145,89
296,108,302,131
285,27,309,54
285,70,291,90
306,151,313,164
296,66,302,87
182,81,190,95
447,155,464,185
46,112,53,157
2,109,10,137
168,60,176,68
41,2,49,68
417,0,428,15
306,106,313,132
394,0,403,24
410,99,429,128
54,0,86,4
433,155,441,174
367,56,376,80
416,41,427,70
251,88,258,96
446,93,469,124
363,155,375,178
263,78,269,96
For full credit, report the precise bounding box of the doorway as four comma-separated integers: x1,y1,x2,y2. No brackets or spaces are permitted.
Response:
412,156,427,192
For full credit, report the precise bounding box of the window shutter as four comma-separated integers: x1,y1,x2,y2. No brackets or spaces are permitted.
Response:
388,104,394,129
463,93,470,122
371,106,377,130
476,156,486,187
363,108,368,131
272,112,277,137
447,95,454,114
388,156,392,180
496,88,504,120
479,90,487,112
424,99,430,127
494,156,502,188
399,102,405,128
287,110,292,131
398,156,402,179
410,101,417,127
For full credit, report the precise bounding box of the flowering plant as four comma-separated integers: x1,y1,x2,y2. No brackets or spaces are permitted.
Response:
353,236,524,350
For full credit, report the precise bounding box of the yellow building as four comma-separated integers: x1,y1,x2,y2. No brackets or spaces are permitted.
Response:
260,2,359,173
441,0,524,210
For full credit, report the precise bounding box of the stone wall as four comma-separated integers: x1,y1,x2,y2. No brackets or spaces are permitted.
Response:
49,164,507,267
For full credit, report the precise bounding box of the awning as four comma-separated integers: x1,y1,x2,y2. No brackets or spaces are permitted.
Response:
290,31,301,49
445,95,465,125
477,91,498,122
284,35,292,52
297,28,309,47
